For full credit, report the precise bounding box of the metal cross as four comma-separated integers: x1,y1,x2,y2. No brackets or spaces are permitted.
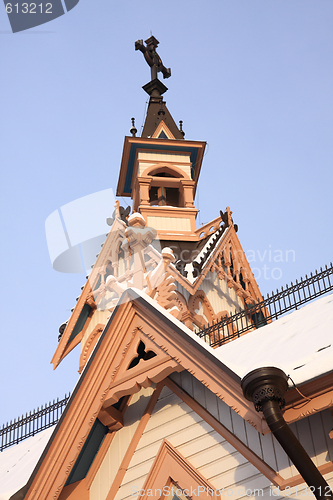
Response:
135,36,171,81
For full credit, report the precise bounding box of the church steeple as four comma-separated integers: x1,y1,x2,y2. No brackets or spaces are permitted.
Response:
116,36,206,240
134,36,184,140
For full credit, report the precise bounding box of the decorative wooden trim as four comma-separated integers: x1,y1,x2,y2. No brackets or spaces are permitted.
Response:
105,382,165,500
283,389,333,426
195,216,222,240
139,439,220,500
140,163,189,180
51,216,127,369
167,225,263,304
102,356,181,408
78,323,104,374
98,405,123,430
151,120,176,140
188,289,215,329
84,431,115,490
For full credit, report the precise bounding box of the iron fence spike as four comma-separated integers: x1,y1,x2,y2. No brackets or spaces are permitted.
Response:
320,267,323,272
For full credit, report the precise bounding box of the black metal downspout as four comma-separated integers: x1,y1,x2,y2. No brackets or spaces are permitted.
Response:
241,367,333,500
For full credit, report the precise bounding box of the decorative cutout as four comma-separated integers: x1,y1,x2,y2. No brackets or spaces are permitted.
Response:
128,341,157,369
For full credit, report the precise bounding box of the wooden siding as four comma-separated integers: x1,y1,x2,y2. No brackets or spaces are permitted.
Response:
113,385,272,500
169,372,333,479
200,271,247,317
147,216,191,232
138,162,154,176
90,386,154,500
89,374,333,500
137,151,192,178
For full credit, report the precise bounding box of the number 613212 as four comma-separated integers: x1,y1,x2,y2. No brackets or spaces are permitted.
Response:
5,3,53,13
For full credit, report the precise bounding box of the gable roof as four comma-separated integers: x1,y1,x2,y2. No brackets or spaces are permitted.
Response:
168,223,263,303
20,288,263,500
141,99,184,140
10,289,333,500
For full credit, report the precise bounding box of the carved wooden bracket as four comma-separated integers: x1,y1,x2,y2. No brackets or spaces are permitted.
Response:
98,404,124,431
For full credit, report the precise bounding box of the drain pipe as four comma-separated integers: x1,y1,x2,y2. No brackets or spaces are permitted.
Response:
241,367,332,500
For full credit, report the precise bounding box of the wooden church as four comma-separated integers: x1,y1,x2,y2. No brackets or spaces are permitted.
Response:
3,37,333,500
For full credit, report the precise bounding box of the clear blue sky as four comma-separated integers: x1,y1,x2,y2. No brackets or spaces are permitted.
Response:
1,1,332,425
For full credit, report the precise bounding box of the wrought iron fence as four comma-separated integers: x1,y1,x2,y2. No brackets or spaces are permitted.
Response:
197,263,333,348
0,394,70,452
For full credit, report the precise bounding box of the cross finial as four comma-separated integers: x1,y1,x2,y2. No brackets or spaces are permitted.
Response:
135,36,171,82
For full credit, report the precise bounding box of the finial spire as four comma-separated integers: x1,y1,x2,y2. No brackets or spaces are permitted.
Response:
179,120,185,138
130,117,137,137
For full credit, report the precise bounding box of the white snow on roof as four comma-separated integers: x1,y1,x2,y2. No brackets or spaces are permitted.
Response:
120,289,333,387
184,226,230,284
0,426,55,500
214,293,333,386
